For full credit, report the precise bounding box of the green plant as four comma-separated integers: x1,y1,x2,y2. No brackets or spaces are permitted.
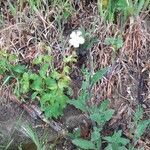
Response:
68,68,150,150
105,36,123,51
128,105,150,150
21,125,46,150
68,67,115,149
0,47,76,119
98,0,150,24
103,130,130,150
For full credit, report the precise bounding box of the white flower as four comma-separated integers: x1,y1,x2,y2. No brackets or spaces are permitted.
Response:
69,30,85,48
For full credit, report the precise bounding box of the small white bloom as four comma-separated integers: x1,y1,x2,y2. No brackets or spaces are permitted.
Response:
69,30,85,48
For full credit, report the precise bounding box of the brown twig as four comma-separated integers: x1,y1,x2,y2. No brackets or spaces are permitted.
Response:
8,94,68,138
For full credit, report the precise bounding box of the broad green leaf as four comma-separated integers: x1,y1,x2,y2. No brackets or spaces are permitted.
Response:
8,54,18,62
31,77,43,91
29,73,39,80
39,63,49,78
20,72,29,93
33,55,43,65
13,65,26,73
91,68,107,85
51,71,61,80
43,55,52,63
45,77,58,90
41,93,51,104
105,144,113,150
58,78,69,90
135,120,150,138
72,139,95,150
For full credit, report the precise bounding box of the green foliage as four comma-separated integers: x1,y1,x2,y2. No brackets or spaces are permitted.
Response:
132,106,150,139
105,36,123,51
0,48,74,119
103,130,130,150
21,125,46,150
98,0,149,24
68,68,114,149
69,68,149,150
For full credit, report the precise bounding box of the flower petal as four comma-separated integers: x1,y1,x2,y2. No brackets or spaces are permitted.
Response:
70,31,76,38
69,39,74,45
73,42,80,48
76,30,82,36
79,37,85,44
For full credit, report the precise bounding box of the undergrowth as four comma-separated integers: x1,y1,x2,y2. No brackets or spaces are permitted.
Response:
0,0,150,149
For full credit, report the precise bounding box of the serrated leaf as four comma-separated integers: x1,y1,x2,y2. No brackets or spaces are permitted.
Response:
90,109,114,125
43,55,52,63
51,71,61,80
91,68,107,85
135,120,150,138
68,100,87,112
72,139,95,150
20,72,29,93
58,78,69,90
134,105,143,123
39,63,49,78
29,73,39,80
13,65,26,73
99,99,110,111
91,127,100,142
45,77,58,90
63,66,70,74
31,77,43,91
103,130,129,146
33,55,43,65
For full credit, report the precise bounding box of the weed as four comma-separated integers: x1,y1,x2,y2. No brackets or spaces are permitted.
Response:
98,0,150,25
0,47,76,119
68,68,150,150
20,125,46,150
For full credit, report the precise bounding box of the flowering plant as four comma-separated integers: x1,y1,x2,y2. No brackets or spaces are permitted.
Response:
69,30,85,48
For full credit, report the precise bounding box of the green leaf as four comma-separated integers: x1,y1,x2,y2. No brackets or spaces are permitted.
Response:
31,77,43,91
72,139,95,150
103,130,130,146
134,105,143,123
33,55,43,65
29,73,39,80
39,63,49,78
51,71,61,80
90,109,114,125
91,68,107,85
13,65,26,73
63,66,70,74
45,77,58,90
43,55,52,63
31,92,39,100
68,100,87,112
20,72,29,93
99,99,110,111
58,78,69,90
91,127,100,142
135,120,150,138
